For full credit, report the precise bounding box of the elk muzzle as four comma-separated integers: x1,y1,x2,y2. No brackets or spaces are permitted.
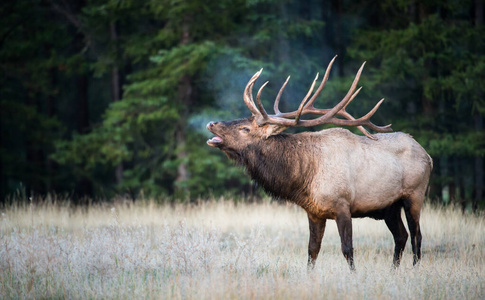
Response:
207,122,223,147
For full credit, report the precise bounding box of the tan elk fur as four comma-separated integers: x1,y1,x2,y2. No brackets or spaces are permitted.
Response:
302,128,432,220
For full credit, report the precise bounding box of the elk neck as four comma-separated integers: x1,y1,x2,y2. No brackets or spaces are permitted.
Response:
241,133,316,202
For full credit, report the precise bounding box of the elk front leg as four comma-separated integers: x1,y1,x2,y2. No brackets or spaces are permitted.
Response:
307,213,326,269
336,209,355,270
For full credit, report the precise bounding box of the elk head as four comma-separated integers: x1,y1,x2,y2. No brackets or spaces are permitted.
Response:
207,56,393,156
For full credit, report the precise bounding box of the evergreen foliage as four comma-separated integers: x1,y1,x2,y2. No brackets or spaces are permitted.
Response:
1,0,483,209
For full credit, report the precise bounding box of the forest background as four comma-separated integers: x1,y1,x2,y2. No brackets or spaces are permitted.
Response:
1,0,484,211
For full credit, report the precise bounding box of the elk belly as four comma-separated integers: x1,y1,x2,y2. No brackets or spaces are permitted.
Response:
349,157,404,216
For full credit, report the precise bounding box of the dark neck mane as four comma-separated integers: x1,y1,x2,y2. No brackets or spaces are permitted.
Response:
239,134,315,202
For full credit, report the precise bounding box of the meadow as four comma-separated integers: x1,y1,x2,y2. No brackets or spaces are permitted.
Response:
0,198,483,299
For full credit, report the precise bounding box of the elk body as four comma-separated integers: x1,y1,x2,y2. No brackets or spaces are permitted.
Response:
207,57,433,270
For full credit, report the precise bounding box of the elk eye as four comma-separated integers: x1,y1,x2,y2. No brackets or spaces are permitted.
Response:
240,127,250,133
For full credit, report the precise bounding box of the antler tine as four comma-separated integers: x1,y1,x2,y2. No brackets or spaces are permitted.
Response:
297,98,392,134
357,99,393,132
331,108,378,140
316,61,366,123
304,55,337,110
295,73,319,124
274,76,290,114
339,87,369,138
342,86,362,110
335,98,392,133
256,81,270,119
360,98,385,121
243,69,264,117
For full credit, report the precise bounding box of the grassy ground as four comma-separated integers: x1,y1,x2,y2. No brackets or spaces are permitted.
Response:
0,198,484,299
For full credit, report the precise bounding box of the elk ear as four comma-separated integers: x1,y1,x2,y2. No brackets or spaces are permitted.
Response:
261,124,288,139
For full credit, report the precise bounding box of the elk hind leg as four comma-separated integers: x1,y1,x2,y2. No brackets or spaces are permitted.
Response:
307,213,326,269
403,197,423,265
384,201,408,268
336,210,354,270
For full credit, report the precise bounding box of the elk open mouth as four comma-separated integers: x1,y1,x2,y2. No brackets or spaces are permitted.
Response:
206,121,223,147
207,136,223,147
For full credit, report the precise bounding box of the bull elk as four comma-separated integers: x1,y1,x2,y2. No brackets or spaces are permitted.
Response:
206,56,433,270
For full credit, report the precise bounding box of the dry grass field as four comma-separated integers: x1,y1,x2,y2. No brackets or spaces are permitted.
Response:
0,198,484,299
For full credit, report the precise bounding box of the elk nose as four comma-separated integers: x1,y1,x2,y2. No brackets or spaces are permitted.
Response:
207,121,218,129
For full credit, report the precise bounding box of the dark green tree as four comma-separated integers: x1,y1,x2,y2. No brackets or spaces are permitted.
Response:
3,0,482,208
51,0,326,200
0,0,74,201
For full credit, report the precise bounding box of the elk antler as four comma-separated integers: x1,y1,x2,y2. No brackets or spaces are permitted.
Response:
243,56,392,140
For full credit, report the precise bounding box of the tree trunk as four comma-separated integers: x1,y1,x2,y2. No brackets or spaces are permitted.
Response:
0,102,3,203
473,114,483,212
175,77,191,199
408,1,416,23
322,0,330,63
175,16,193,199
46,67,59,194
449,167,456,204
278,2,290,63
26,96,44,197
77,74,90,133
331,0,344,76
440,155,449,203
49,0,92,199
74,73,93,199
472,0,484,212
475,0,483,27
110,21,124,186
74,32,92,198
